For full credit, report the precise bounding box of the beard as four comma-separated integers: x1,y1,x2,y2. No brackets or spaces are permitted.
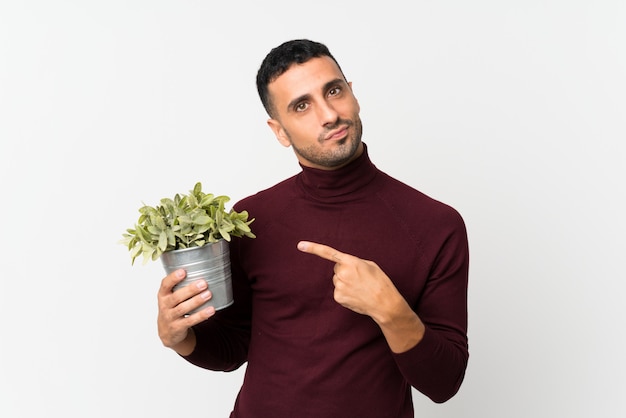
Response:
287,115,363,169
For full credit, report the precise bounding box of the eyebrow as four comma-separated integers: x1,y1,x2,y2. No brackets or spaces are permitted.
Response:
286,78,347,112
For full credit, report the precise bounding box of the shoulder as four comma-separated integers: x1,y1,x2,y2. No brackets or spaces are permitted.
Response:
232,174,298,216
374,170,466,231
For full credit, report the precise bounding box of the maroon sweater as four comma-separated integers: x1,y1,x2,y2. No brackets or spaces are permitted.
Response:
184,144,469,417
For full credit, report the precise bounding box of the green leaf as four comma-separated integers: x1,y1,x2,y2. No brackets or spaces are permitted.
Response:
158,231,167,252
219,228,231,241
147,225,161,235
192,214,212,225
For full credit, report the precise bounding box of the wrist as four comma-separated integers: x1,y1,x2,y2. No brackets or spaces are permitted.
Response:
375,298,425,353
173,327,197,356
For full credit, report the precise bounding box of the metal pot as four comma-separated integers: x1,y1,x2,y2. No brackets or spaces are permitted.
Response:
160,239,234,314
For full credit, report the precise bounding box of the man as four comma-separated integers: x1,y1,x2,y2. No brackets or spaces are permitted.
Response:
157,39,469,417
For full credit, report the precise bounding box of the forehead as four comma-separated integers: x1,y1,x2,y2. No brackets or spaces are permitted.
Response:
268,56,345,106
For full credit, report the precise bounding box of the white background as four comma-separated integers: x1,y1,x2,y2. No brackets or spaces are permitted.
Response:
1,1,625,417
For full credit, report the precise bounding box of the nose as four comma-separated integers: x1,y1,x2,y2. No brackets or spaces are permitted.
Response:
317,100,339,127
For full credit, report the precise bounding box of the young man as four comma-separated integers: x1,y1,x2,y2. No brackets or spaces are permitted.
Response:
157,39,469,418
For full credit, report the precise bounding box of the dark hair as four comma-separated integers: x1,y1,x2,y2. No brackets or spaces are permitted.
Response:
256,39,345,116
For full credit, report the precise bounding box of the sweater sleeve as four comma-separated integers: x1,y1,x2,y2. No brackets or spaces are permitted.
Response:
393,210,470,403
181,237,252,372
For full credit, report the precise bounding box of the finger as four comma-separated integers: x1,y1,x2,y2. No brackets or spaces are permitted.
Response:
332,273,340,286
297,241,346,262
159,269,187,295
171,289,213,319
170,279,209,308
183,305,216,327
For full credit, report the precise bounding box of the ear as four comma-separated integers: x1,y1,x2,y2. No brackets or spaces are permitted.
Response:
267,118,291,148
348,81,361,111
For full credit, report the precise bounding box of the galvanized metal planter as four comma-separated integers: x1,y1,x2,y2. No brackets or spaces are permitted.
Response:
160,239,234,314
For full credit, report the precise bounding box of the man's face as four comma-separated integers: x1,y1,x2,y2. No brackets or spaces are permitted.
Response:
266,56,363,170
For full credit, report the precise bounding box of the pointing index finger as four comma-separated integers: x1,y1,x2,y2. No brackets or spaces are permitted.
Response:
297,241,344,262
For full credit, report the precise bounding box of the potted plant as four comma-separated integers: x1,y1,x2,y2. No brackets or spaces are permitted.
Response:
121,182,255,313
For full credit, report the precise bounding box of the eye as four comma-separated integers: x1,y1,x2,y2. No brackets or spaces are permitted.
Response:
328,86,342,97
295,102,309,112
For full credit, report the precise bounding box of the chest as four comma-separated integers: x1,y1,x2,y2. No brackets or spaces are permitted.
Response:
240,198,430,310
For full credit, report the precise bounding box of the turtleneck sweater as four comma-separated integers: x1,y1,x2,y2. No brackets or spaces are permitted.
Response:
184,143,469,417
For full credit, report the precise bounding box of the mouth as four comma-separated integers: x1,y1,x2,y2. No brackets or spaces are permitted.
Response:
324,126,349,141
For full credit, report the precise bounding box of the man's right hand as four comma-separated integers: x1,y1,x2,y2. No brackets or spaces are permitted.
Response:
157,269,216,356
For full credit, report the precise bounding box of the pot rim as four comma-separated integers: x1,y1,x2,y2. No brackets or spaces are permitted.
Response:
164,239,227,255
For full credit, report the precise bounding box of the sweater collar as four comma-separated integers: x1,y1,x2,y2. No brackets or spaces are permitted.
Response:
296,143,378,201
